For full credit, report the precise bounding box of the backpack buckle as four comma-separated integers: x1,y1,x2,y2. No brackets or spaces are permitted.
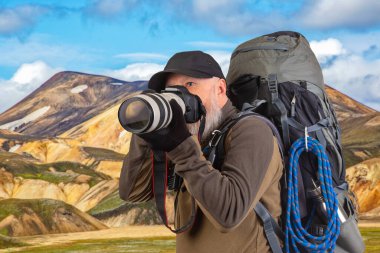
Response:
209,130,222,148
267,74,279,101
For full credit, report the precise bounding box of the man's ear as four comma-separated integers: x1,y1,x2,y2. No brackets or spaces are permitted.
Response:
217,78,227,95
216,78,228,108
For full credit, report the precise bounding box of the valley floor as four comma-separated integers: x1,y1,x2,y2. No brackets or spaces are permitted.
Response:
1,222,379,252
0,226,174,252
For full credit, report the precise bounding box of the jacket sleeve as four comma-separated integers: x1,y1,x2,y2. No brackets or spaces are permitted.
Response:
119,134,153,202
167,117,282,232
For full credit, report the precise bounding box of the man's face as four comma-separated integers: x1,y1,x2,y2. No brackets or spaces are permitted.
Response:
165,74,219,110
165,73,223,138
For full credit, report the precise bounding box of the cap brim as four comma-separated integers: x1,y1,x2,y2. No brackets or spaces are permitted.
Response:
148,68,212,92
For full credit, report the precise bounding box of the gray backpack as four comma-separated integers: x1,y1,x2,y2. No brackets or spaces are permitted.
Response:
224,31,364,252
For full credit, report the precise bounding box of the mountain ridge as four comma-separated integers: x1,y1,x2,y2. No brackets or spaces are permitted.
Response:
0,71,147,137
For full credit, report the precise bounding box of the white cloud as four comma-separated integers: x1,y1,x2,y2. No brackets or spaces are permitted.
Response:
192,0,242,13
105,51,232,82
0,35,94,67
0,5,49,36
310,38,346,64
105,63,164,81
301,0,380,29
206,50,232,76
0,61,61,114
11,61,57,85
322,54,380,111
114,53,168,61
85,0,138,18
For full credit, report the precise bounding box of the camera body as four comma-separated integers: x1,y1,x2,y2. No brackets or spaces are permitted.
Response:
118,86,205,134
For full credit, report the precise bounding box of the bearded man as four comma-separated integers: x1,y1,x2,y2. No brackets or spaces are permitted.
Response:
119,51,283,253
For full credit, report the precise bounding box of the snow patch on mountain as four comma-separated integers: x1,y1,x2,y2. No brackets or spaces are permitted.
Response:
70,85,88,94
9,144,21,152
0,106,51,131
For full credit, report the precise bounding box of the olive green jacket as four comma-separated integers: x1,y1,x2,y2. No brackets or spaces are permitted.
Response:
119,100,283,253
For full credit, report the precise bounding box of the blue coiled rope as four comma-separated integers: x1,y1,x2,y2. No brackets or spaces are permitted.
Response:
285,136,341,253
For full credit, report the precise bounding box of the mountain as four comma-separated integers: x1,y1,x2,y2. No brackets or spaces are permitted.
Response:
340,112,380,167
0,71,146,137
0,234,25,249
0,151,120,213
346,158,380,216
325,85,376,121
0,71,379,235
0,100,132,179
0,198,107,237
325,85,380,167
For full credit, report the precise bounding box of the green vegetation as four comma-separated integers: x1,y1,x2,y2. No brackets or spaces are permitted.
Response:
361,227,380,253
0,132,43,142
341,113,380,167
0,227,378,252
87,190,126,216
0,234,27,249
82,146,125,161
88,195,162,225
17,172,75,184
0,151,109,187
0,198,75,236
4,237,175,253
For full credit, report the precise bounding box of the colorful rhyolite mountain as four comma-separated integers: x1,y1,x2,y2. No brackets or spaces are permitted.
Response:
0,72,378,238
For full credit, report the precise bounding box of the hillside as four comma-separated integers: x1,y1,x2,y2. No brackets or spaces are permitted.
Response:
0,71,379,232
0,198,107,237
346,158,380,216
340,112,380,167
0,71,146,137
0,152,120,213
325,85,376,121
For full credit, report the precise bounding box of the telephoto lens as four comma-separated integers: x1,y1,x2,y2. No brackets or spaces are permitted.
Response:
118,86,204,134
118,90,186,134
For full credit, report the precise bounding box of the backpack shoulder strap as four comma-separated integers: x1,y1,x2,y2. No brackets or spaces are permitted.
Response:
206,109,284,169
254,202,284,253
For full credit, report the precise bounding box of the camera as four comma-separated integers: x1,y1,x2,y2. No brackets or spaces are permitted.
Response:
118,86,205,134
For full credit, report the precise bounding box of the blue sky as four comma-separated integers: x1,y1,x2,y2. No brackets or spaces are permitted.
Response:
1,0,380,113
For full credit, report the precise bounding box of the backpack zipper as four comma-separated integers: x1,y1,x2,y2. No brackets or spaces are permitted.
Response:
291,95,296,117
231,43,289,58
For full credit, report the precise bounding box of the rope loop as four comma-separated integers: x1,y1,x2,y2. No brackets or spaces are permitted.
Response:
285,136,341,253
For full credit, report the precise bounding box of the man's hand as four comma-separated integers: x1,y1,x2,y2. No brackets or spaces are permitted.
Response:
137,100,191,152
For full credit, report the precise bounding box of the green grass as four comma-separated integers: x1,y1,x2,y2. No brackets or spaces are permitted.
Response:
82,146,125,161
0,199,76,236
0,152,109,187
361,227,380,253
340,113,380,167
89,198,162,225
5,237,175,253
0,132,44,142
0,234,27,249
1,228,379,252
87,190,126,216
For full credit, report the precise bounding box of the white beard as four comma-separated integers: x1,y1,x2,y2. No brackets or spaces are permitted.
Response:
187,90,222,140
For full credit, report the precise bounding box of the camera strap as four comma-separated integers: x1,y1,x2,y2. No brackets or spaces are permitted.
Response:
151,150,197,234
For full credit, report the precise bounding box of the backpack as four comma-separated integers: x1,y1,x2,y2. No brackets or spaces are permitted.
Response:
206,31,364,252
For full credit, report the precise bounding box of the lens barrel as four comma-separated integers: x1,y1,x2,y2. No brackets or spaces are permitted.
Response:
118,92,185,133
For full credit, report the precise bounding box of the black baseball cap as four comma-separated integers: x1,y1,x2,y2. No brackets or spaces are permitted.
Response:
148,51,225,92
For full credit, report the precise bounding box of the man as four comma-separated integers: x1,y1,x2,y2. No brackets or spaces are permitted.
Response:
119,51,283,252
